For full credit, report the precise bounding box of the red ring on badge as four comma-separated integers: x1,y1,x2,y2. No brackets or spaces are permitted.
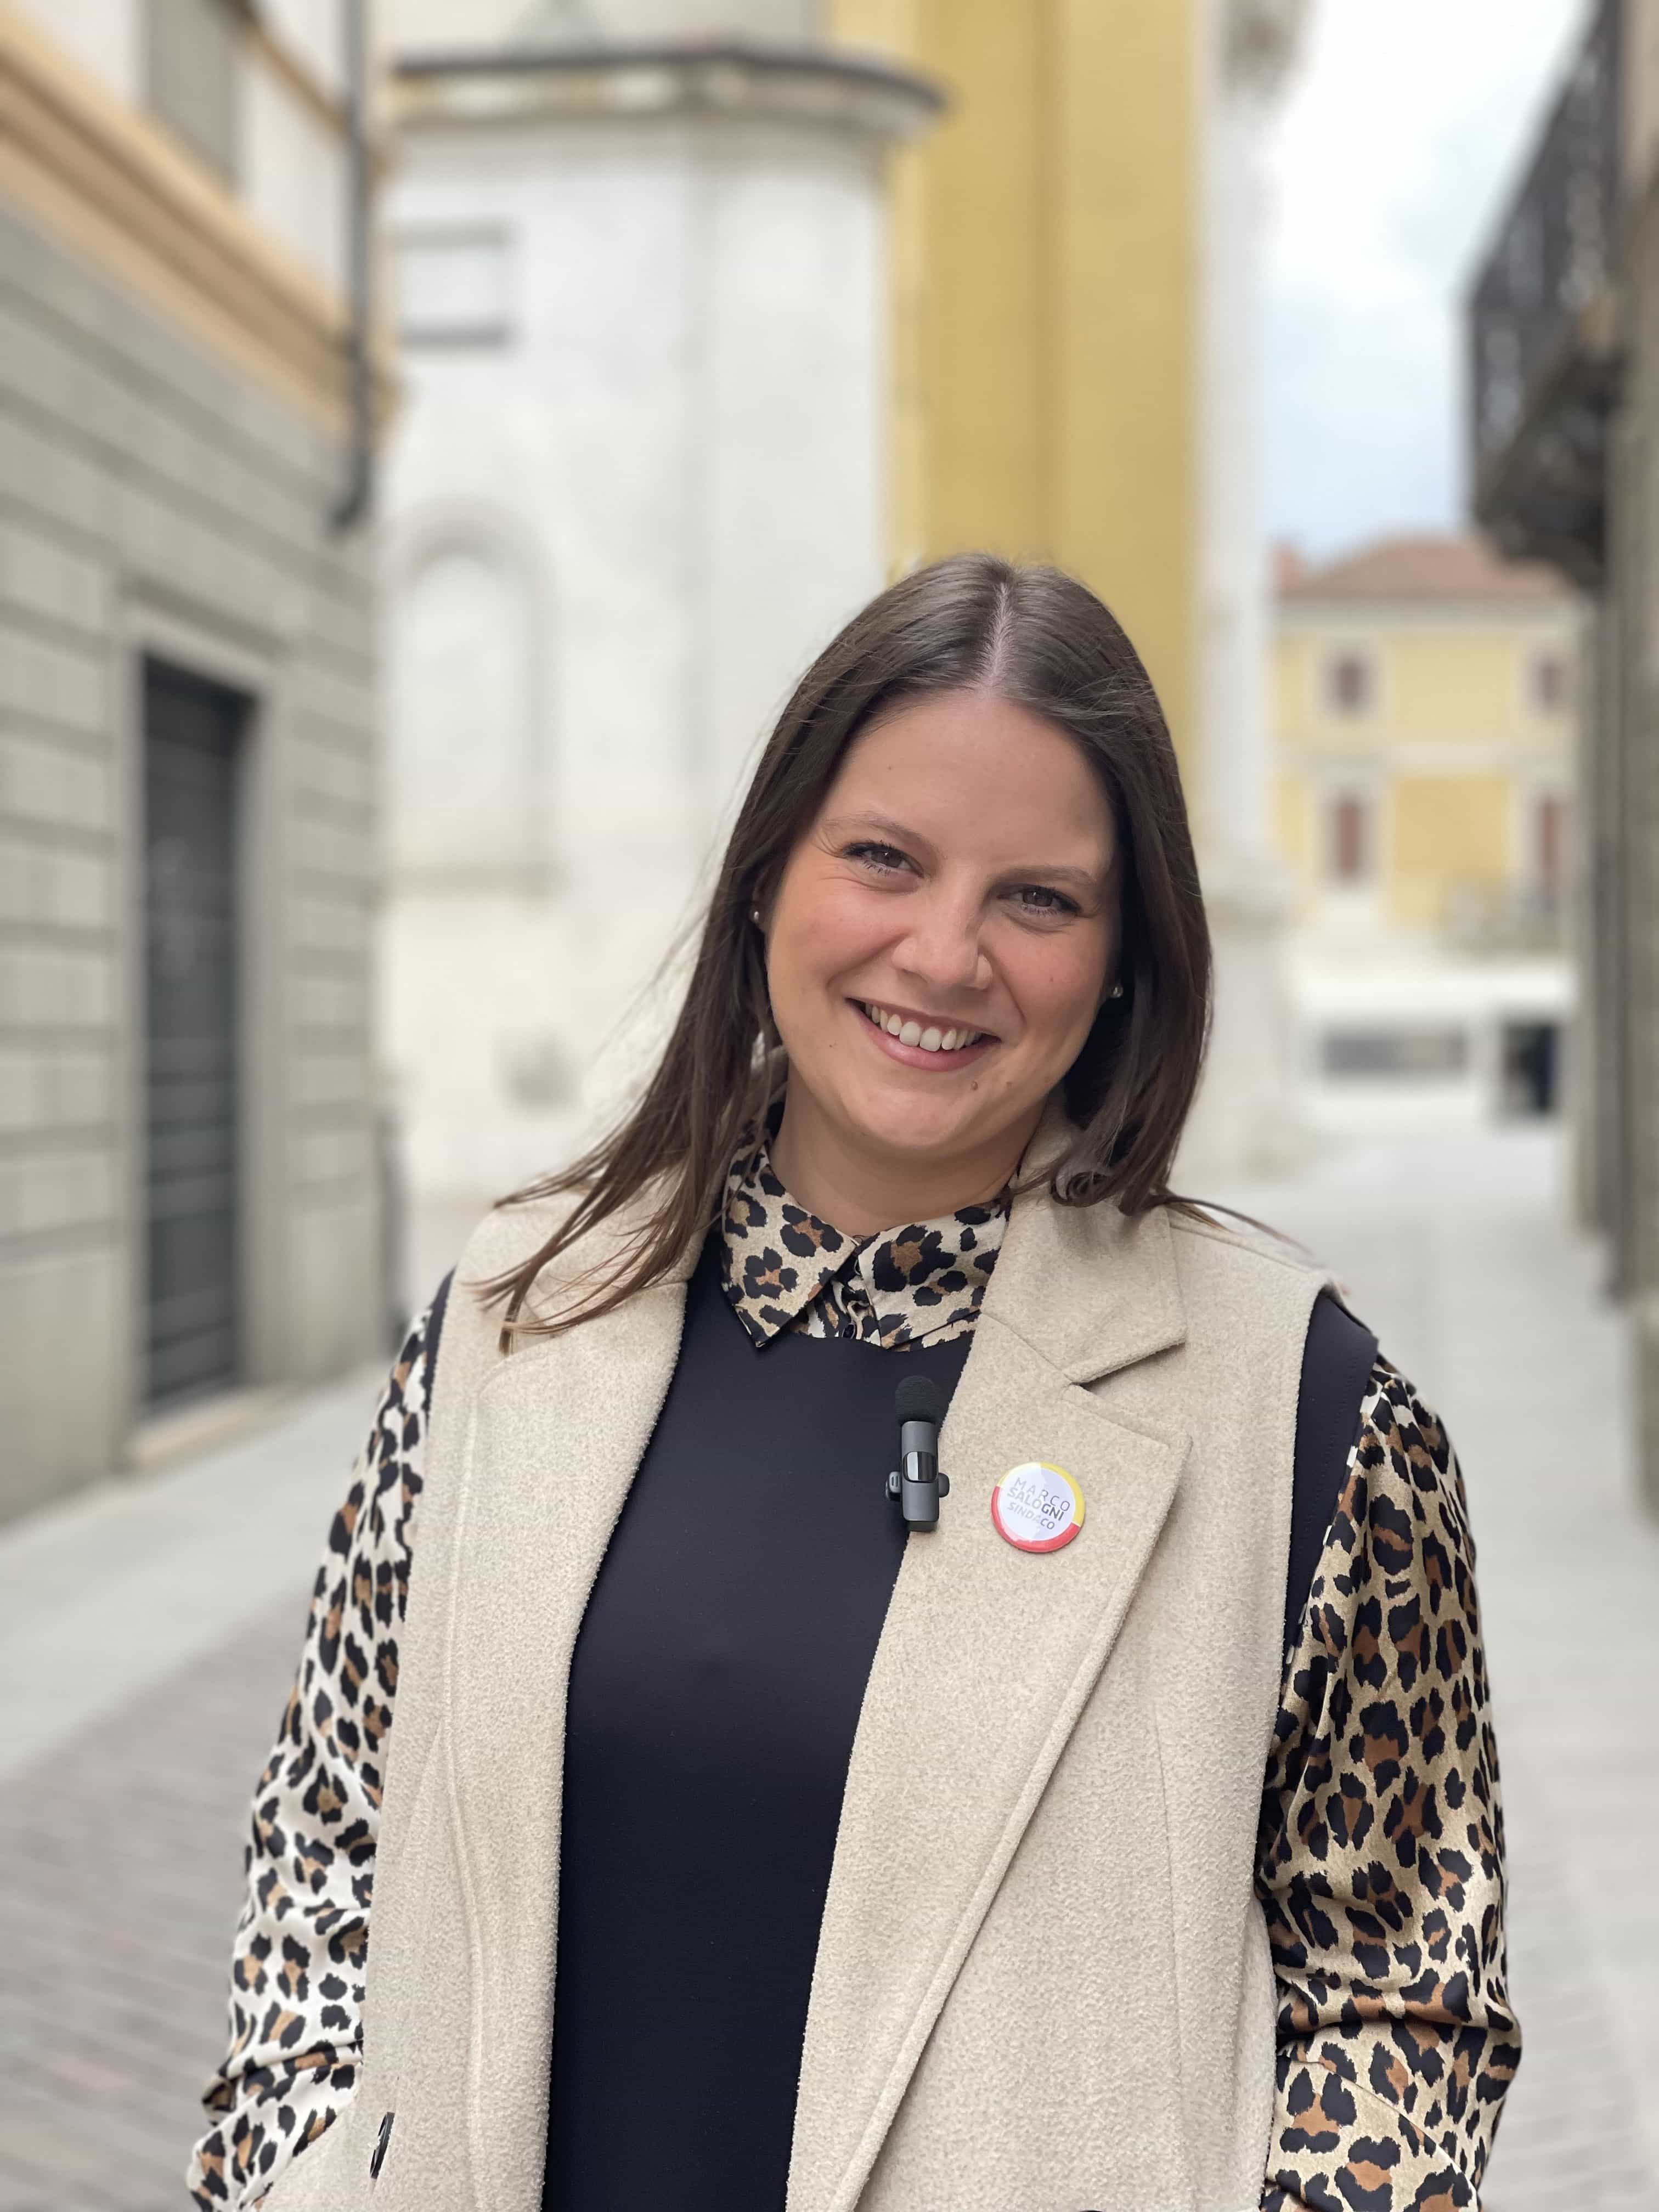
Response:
990,1462,1084,1553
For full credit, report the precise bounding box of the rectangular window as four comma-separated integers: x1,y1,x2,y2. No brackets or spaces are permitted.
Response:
1530,650,1570,712
1322,1029,1469,1080
145,0,241,184
1324,649,1375,715
395,229,514,347
1535,791,1567,896
1327,792,1371,883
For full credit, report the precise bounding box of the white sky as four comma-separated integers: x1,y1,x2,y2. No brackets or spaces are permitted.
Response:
1263,0,1589,562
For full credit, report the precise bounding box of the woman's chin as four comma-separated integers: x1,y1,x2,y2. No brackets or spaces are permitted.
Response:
838,1090,1011,1168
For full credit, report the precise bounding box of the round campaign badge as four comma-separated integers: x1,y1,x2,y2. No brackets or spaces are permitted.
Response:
990,1462,1085,1554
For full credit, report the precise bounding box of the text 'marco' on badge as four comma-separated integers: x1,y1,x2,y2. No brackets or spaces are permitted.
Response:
990,1462,1084,1553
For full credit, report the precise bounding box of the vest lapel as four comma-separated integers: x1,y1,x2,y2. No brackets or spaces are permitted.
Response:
788,1191,1190,2212
446,1274,690,2211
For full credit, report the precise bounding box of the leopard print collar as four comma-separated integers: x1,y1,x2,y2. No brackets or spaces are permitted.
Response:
719,1126,1008,1350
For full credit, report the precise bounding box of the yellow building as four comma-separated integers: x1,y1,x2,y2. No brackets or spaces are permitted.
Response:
831,0,1203,769
1273,534,1579,1129
831,0,1209,770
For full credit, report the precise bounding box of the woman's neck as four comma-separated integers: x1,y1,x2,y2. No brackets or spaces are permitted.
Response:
768,1094,1040,1239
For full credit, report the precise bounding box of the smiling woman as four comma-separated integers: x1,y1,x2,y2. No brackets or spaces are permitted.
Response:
192,556,1516,2212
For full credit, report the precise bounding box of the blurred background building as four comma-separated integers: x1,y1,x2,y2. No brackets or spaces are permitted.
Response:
0,0,388,1518
1470,0,1659,1509
1273,531,1579,1137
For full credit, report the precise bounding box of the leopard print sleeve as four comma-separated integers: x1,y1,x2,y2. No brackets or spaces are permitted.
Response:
1257,1358,1521,2212
185,1297,440,2210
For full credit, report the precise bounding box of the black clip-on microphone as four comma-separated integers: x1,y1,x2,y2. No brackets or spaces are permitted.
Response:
887,1374,950,1531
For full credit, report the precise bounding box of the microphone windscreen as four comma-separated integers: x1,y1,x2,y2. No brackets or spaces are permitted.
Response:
895,1374,944,1427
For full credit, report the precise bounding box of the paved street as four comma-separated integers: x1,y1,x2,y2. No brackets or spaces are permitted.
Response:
0,1378,381,2212
1224,1128,1659,2211
0,1128,1655,2209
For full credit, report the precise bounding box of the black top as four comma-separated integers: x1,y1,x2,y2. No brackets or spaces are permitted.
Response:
1285,1287,1378,1652
540,1238,1376,2212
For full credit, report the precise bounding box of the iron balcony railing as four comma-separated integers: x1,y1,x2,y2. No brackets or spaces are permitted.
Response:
1468,0,1621,586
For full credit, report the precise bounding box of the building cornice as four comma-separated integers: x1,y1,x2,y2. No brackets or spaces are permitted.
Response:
1278,597,1578,630
1279,740,1571,777
393,35,946,142
0,1,390,432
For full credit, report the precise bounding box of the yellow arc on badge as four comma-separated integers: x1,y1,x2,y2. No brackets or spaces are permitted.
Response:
990,1462,1084,1553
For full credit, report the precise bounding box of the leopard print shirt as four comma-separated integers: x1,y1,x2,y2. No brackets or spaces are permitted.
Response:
717,1125,1005,1348
188,1166,1517,2211
1258,1360,1518,2210
188,1302,433,2209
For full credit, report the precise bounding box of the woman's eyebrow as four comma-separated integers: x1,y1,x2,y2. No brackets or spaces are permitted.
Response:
1004,862,1108,894
821,810,930,848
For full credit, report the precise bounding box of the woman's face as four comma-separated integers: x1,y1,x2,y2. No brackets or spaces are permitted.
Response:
764,689,1119,1197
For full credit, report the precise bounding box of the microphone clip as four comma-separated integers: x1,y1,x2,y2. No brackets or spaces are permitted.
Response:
887,1378,950,1532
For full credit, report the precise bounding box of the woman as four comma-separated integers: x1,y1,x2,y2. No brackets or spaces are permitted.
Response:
189,556,1517,2212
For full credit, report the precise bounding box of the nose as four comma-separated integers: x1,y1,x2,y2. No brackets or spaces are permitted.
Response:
893,883,992,998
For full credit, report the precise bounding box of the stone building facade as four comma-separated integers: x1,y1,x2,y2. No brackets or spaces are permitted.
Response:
0,1,387,1518
1471,0,1659,1509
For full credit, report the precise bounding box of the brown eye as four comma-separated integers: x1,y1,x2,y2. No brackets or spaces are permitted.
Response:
847,843,911,874
1009,884,1079,917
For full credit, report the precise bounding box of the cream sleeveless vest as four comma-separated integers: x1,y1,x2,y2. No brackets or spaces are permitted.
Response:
263,1166,1328,2212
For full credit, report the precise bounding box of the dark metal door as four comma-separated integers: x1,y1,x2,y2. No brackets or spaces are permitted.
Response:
142,658,249,1407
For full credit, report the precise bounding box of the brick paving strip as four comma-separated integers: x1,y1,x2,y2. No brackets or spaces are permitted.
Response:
0,1374,379,2212
0,1602,306,2212
2,1132,1656,2208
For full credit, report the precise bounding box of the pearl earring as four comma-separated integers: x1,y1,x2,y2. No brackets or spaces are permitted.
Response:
1108,982,1125,1000
750,906,762,926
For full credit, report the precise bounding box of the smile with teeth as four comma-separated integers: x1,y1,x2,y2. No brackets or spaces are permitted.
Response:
857,1002,992,1054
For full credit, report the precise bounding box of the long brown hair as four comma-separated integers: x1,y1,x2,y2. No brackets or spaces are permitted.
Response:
485,553,1211,1340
